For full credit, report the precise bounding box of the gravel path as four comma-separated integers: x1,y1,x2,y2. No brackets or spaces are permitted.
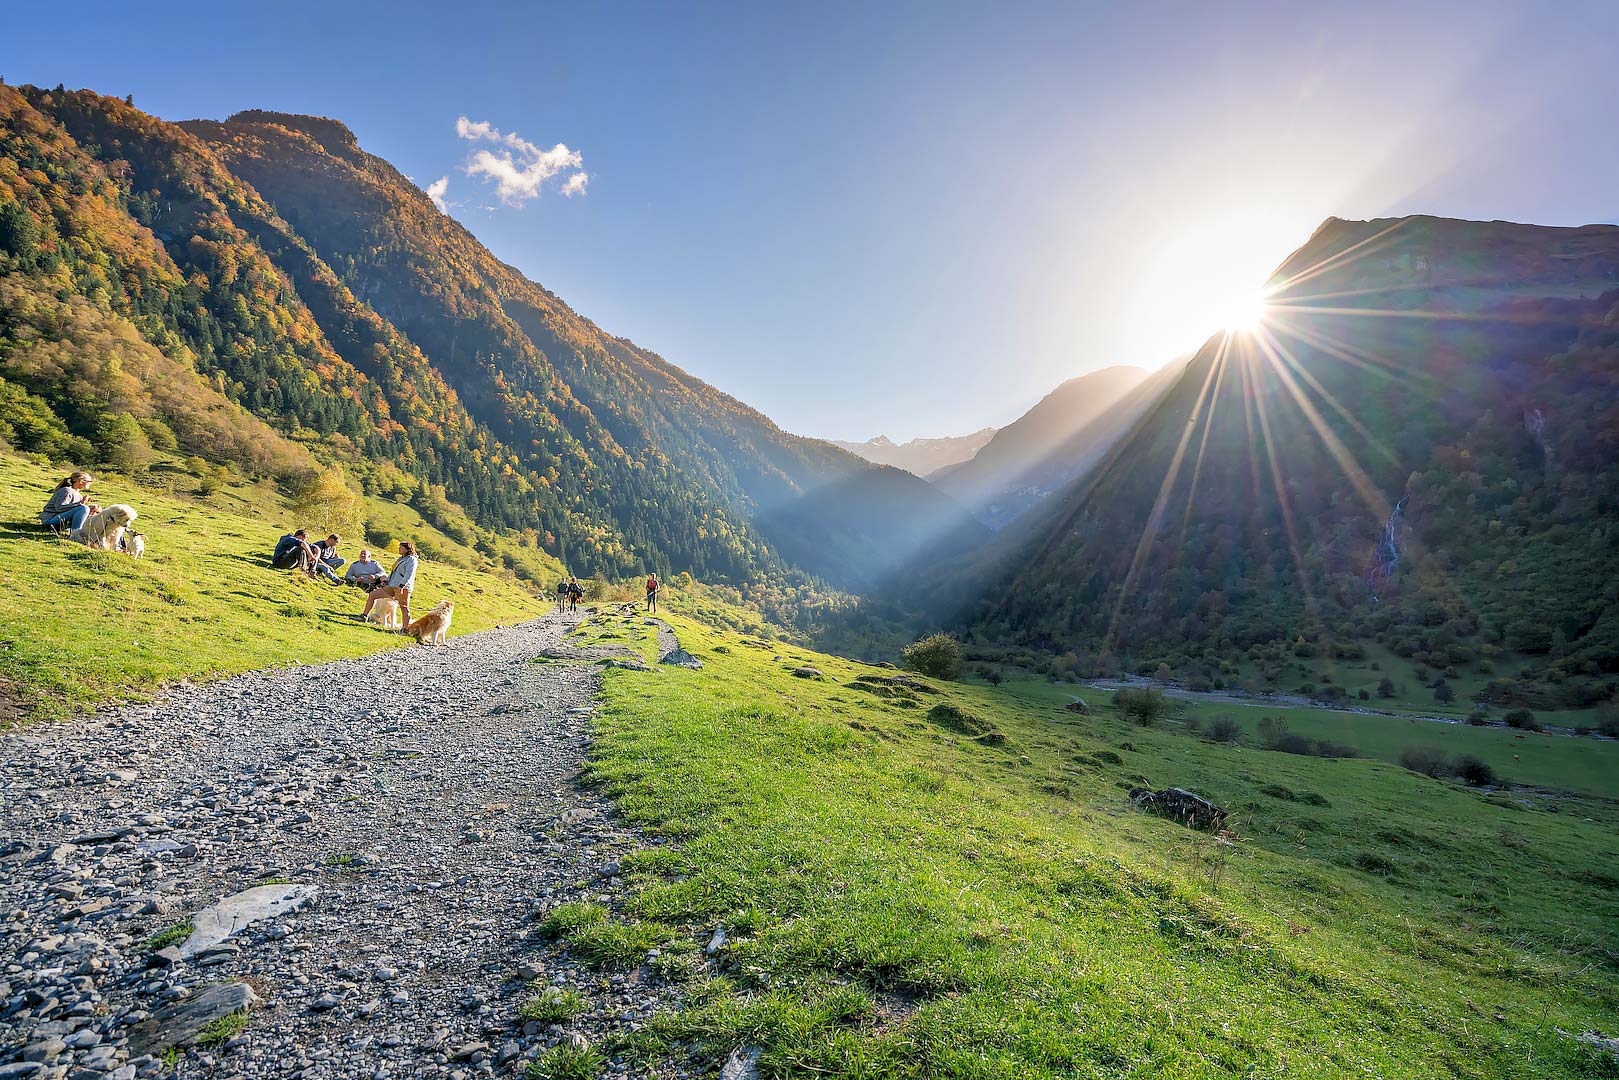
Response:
0,612,682,1080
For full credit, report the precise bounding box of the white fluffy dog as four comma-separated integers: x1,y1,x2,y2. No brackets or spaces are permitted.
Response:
121,531,146,560
366,597,402,630
78,504,137,551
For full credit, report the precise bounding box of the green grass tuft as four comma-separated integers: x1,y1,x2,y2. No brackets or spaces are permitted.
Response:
525,1044,605,1080
194,1008,249,1047
519,987,587,1023
140,919,193,952
565,920,672,971
536,901,608,940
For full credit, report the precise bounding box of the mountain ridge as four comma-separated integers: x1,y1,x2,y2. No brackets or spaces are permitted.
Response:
955,213,1619,708
0,87,982,597
828,426,996,476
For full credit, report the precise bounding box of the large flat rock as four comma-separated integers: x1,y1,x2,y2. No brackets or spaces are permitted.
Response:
128,980,259,1056
179,883,319,958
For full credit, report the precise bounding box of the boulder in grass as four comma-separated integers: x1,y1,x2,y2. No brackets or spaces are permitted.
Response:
1065,698,1090,714
660,649,704,670
791,667,823,679
1129,787,1226,830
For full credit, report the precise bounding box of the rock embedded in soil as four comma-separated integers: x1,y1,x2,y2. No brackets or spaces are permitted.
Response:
178,883,319,958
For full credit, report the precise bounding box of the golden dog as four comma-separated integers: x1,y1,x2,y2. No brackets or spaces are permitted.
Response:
405,601,454,646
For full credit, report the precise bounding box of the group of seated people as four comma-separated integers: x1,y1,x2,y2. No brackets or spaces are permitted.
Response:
272,530,420,629
270,530,390,588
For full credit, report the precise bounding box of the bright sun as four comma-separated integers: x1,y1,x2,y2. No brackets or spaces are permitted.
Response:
1220,289,1272,332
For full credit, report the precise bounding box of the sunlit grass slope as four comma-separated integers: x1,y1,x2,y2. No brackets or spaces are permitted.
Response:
0,452,550,722
1000,680,1619,800
572,609,1619,1079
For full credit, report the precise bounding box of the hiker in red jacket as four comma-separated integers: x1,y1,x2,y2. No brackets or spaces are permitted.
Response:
645,573,660,613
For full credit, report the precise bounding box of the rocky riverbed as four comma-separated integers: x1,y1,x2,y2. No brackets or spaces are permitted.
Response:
0,613,684,1079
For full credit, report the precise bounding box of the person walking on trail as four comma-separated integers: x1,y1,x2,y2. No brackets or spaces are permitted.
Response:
362,541,419,630
568,577,584,612
645,573,660,613
40,472,94,534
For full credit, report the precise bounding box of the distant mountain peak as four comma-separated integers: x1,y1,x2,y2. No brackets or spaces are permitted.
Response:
829,427,998,477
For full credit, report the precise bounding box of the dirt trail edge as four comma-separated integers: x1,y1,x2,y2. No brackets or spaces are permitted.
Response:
0,611,681,1080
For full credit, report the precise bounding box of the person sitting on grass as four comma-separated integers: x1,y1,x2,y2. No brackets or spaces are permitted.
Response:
271,529,337,583
310,533,346,583
361,540,418,631
40,471,94,535
345,548,386,589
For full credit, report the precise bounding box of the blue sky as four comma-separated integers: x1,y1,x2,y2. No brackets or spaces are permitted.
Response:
6,1,1618,440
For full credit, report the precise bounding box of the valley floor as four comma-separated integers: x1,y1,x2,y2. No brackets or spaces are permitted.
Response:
0,613,671,1080
5,601,1618,1080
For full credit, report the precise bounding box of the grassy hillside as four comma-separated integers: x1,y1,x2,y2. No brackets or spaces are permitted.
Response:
551,607,1618,1078
0,452,551,722
998,679,1619,800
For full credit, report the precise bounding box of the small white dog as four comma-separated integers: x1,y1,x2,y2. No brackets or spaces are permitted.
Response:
121,531,146,560
79,504,137,551
366,597,402,630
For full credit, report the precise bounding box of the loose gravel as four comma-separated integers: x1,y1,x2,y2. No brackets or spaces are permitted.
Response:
0,612,687,1080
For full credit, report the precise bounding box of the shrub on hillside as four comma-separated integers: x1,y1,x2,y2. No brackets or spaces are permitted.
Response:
1451,755,1496,786
1433,680,1454,705
1399,746,1450,779
1376,676,1396,699
901,634,963,680
96,412,152,474
1205,716,1243,744
1113,688,1174,726
1504,708,1539,731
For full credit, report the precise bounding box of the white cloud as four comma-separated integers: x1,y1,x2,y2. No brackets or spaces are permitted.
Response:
455,115,586,205
425,176,449,211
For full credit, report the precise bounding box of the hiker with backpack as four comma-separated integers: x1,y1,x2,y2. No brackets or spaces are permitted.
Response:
645,573,660,613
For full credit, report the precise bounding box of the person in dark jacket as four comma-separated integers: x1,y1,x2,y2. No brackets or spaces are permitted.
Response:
272,529,318,575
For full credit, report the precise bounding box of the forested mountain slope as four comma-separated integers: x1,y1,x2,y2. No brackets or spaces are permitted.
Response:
963,216,1619,708
0,86,980,592
930,363,1155,527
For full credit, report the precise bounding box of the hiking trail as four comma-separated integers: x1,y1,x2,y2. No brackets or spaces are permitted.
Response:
0,611,688,1079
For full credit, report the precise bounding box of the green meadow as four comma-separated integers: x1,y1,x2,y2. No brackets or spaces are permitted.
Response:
563,607,1618,1079
1000,680,1619,800
0,452,551,722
